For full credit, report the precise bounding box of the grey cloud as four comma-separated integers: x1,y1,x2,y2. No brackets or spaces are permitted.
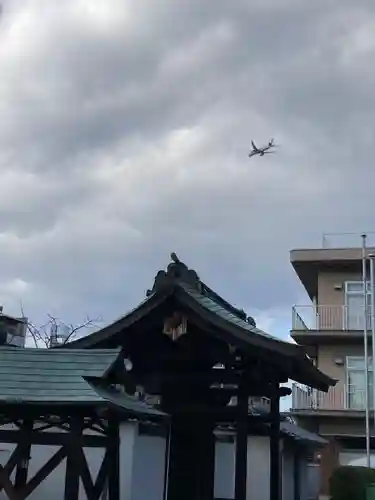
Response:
1,0,375,333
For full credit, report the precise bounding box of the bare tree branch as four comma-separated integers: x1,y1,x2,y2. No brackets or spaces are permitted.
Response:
56,315,99,345
20,303,101,348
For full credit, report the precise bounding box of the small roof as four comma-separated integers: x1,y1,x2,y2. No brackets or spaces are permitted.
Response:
66,254,335,391
279,420,327,445
218,412,326,447
0,347,165,418
244,406,327,446
0,312,26,325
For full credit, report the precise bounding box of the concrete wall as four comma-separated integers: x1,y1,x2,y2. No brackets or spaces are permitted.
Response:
319,418,371,436
317,343,365,379
316,343,372,410
316,271,364,330
317,271,361,307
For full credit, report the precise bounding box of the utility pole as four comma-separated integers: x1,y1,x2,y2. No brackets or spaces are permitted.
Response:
362,234,371,467
369,252,375,460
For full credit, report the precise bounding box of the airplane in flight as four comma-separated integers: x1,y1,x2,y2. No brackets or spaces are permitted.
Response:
248,138,277,158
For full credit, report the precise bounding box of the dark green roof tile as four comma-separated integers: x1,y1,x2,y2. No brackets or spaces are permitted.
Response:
90,383,167,418
181,283,278,340
0,347,120,404
0,347,165,417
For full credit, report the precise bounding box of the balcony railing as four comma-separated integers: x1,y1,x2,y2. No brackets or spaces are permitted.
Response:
321,231,375,248
292,305,372,331
291,383,373,411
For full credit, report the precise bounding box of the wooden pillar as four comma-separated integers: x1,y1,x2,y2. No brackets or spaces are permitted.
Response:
166,413,215,500
64,417,82,500
234,380,249,500
270,386,281,500
198,418,215,500
167,416,199,500
14,418,33,489
293,446,301,500
162,424,171,500
107,416,120,500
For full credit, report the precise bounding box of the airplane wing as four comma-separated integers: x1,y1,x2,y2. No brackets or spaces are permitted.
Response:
251,140,257,150
263,150,275,154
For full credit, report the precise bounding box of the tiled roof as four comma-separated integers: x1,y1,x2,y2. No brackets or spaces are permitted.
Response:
0,347,166,417
0,347,119,402
179,282,279,341
91,383,167,417
279,420,327,445
65,255,335,391
249,406,327,445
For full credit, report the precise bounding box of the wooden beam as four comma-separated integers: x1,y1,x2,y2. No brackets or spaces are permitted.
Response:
107,416,120,500
93,449,110,499
234,379,248,500
162,425,171,500
210,385,291,398
164,404,273,423
14,419,33,489
0,446,23,494
0,465,19,500
73,447,96,498
159,370,281,387
64,418,82,500
293,446,301,500
19,446,67,499
0,428,108,448
200,419,215,500
270,386,281,500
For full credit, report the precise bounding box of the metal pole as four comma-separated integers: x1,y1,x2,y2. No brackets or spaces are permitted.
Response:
362,234,371,467
370,254,375,457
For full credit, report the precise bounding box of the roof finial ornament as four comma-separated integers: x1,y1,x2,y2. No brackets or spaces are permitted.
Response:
170,252,181,264
146,253,202,296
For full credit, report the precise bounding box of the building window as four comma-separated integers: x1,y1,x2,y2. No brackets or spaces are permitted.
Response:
345,281,371,330
346,356,373,409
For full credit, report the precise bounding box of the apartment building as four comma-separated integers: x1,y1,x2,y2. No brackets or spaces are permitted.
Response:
289,239,375,499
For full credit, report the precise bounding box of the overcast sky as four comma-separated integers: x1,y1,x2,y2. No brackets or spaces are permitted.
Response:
1,0,375,344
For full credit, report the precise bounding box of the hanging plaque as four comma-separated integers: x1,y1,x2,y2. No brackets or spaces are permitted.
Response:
163,311,187,341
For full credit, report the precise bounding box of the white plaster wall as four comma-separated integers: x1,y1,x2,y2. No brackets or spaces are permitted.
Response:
299,453,310,500
0,423,307,500
214,436,272,500
214,436,307,500
246,436,271,500
0,447,15,500
0,422,163,500
120,422,138,500
131,434,166,500
214,441,235,499
282,441,294,500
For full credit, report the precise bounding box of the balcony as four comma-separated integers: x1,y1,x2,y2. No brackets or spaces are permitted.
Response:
292,305,372,332
291,383,372,413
